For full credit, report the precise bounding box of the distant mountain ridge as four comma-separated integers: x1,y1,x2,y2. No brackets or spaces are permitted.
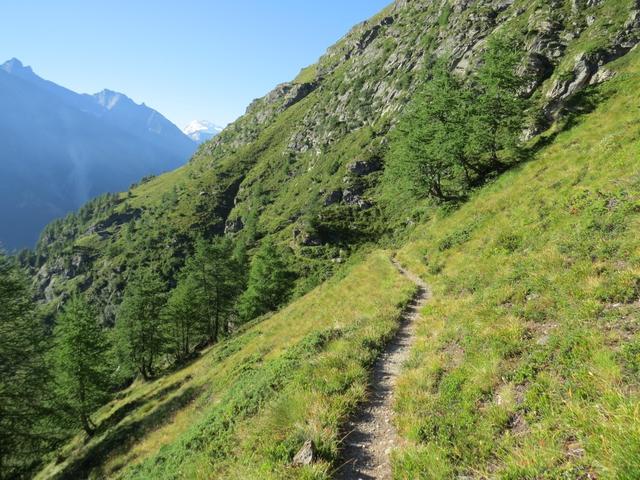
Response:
182,119,223,143
0,58,197,249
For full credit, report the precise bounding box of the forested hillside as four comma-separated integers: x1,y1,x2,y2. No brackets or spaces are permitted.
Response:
3,0,640,479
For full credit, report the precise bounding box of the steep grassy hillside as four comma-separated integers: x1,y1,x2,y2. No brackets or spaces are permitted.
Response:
31,0,640,323
36,39,640,480
393,47,640,479
22,1,640,479
36,251,415,479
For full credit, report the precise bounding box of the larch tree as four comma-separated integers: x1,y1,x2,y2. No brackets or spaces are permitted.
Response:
385,58,469,200
237,239,293,322
385,35,529,202
163,273,201,362
51,295,110,436
183,237,243,344
465,34,529,173
115,268,167,380
0,253,50,478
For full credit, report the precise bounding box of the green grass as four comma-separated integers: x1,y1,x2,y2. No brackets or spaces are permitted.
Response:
294,65,317,84
438,2,452,27
36,251,415,479
392,49,640,478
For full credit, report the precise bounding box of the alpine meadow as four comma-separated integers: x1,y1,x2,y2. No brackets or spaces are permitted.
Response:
2,1,640,479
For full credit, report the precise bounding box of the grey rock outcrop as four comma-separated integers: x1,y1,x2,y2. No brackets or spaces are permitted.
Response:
346,159,382,176
323,190,343,206
224,217,244,234
293,226,322,247
542,7,640,120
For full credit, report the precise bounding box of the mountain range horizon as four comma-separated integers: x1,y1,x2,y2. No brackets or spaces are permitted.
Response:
0,57,220,250
2,57,223,145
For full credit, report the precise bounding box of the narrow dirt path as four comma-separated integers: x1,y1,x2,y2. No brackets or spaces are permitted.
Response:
335,258,429,480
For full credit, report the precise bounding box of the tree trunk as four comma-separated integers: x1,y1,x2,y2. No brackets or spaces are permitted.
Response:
81,413,94,436
214,285,220,343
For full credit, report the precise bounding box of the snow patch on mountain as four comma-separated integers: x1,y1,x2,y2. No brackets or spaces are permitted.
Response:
183,120,223,143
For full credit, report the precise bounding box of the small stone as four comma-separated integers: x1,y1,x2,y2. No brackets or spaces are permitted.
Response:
537,335,550,346
292,440,316,466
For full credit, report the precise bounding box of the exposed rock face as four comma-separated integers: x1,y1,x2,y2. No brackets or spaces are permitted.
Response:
542,6,640,120
293,226,322,247
342,187,372,209
323,187,372,209
346,159,382,177
224,217,244,234
589,68,616,85
282,82,318,110
35,247,94,308
323,190,343,206
546,53,599,106
521,53,555,97
85,209,140,236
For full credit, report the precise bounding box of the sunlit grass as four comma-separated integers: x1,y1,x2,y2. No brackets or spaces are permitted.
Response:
37,251,414,479
393,49,640,478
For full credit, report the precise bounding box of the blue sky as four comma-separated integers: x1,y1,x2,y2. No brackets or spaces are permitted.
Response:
0,0,391,128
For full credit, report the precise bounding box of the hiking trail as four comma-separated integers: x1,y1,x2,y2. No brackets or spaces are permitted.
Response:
335,257,429,479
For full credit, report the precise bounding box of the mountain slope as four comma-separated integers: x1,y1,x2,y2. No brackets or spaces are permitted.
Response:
35,251,416,479
0,59,196,250
26,1,640,477
34,46,640,479
393,48,640,478
32,0,640,322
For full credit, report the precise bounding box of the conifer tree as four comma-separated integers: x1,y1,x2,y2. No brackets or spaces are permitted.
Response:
51,295,110,435
385,36,528,201
163,274,200,362
465,35,528,173
0,253,49,477
183,237,242,343
386,59,469,200
237,240,292,321
115,268,167,380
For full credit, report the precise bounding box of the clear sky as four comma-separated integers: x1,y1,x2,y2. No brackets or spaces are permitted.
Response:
0,0,391,129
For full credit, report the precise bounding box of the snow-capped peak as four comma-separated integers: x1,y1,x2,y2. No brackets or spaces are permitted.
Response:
183,120,223,144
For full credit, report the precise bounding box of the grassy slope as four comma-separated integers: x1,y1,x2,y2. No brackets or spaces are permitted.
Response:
393,49,640,479
41,50,640,476
35,0,637,321
37,251,415,479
